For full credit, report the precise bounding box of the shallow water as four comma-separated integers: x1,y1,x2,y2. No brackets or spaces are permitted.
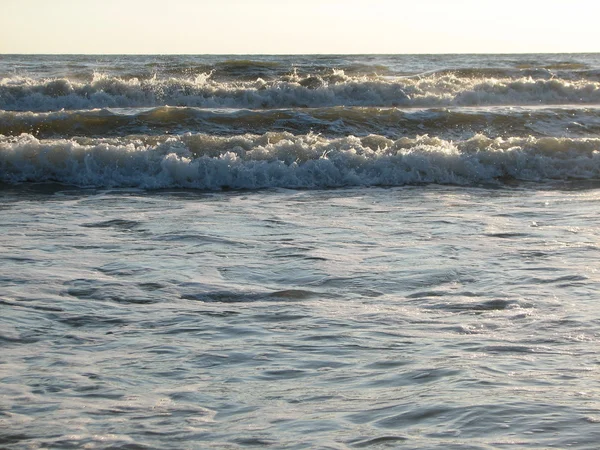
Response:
2,184,600,449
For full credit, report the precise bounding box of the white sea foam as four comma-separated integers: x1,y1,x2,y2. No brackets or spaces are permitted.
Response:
2,133,599,189
2,72,600,111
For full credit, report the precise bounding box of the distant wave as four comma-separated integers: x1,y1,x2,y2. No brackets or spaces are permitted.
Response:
2,132,599,189
2,71,600,112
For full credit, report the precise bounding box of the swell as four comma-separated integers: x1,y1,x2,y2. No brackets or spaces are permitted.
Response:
3,106,600,140
2,71,600,112
1,133,599,189
432,67,600,81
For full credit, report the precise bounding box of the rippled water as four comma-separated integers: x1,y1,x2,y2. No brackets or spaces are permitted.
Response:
2,183,600,449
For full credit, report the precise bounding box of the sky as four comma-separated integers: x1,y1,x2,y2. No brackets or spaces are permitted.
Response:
1,0,599,54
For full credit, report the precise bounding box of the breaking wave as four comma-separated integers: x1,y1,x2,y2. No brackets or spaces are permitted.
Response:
2,71,600,111
2,132,599,189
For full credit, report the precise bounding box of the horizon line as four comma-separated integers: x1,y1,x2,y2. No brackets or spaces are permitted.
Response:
2,51,600,57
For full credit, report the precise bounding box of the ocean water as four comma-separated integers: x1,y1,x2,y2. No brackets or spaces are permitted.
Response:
2,54,600,449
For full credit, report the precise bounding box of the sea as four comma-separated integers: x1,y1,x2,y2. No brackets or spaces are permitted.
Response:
2,54,600,449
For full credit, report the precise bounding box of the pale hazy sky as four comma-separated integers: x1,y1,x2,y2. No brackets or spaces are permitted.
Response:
1,0,599,54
